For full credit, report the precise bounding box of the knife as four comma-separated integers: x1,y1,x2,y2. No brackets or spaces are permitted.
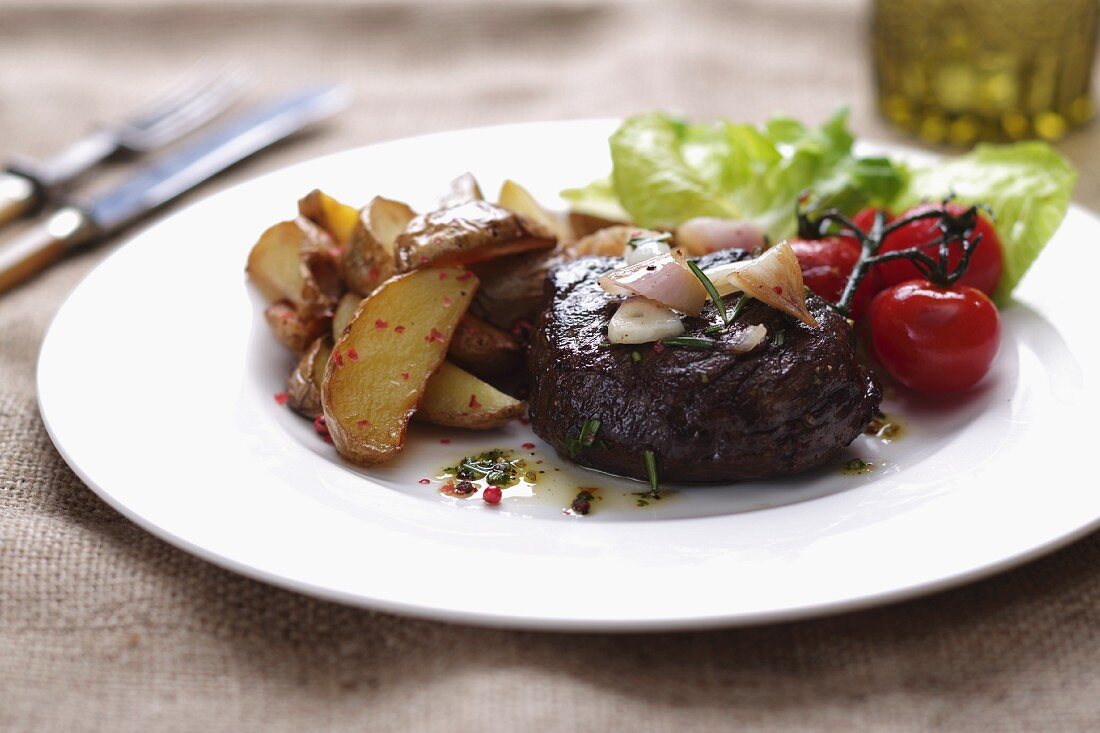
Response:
0,84,350,295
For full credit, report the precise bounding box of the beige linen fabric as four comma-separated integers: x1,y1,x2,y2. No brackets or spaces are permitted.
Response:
3,1,1100,730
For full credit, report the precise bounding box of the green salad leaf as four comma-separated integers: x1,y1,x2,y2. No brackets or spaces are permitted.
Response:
896,142,1077,301
564,111,1077,300
560,175,630,223
568,109,905,239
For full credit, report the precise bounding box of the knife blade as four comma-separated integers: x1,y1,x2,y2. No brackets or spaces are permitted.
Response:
0,84,350,294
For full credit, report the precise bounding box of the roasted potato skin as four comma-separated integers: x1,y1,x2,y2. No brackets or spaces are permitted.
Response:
367,196,417,253
417,361,525,430
470,249,565,331
394,201,556,273
438,172,484,209
340,211,395,296
321,267,479,466
285,336,333,418
448,314,524,378
265,301,332,355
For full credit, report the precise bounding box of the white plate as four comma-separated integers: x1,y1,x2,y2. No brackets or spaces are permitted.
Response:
38,120,1100,630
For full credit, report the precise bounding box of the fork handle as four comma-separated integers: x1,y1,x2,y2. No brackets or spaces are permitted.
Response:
0,171,38,228
0,207,97,294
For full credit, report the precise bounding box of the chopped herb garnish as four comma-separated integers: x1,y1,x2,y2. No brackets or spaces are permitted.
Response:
773,330,785,347
631,350,642,362
567,418,601,455
686,260,729,325
643,449,659,492
840,457,875,475
660,336,716,349
443,449,525,489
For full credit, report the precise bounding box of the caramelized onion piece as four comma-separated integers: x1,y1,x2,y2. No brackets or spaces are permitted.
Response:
676,217,766,256
723,242,819,328
607,297,685,345
598,250,707,316
727,324,768,353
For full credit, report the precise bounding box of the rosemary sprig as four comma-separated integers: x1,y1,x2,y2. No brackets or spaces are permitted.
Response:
729,294,748,321
660,336,717,349
568,418,601,455
643,449,659,492
686,260,729,325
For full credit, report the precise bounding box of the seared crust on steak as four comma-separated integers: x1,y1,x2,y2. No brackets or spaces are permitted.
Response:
526,250,881,482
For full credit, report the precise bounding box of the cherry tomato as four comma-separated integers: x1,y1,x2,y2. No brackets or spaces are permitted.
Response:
849,206,892,235
789,237,879,320
867,279,1001,393
876,203,1003,296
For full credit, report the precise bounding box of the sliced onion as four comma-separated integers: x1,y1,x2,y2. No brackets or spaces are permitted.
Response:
723,242,820,328
625,237,672,265
727,324,768,353
598,250,707,316
607,297,684,344
700,262,746,298
676,217,766,256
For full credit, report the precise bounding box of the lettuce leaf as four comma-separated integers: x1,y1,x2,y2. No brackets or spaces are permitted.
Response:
560,176,630,223
594,109,905,238
896,142,1077,301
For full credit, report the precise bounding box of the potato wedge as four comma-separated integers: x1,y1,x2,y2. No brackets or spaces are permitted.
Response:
498,179,570,243
298,189,361,247
340,210,395,296
332,292,362,340
569,210,629,239
418,361,524,430
321,267,479,466
395,200,556,273
566,225,665,259
265,301,332,355
285,336,333,418
470,249,565,330
368,196,417,254
438,172,484,209
247,218,340,318
448,314,523,378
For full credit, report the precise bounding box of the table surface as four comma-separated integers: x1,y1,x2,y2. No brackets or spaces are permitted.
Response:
3,1,1100,730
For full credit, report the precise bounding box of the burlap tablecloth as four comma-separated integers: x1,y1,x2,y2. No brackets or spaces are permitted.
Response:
3,1,1100,730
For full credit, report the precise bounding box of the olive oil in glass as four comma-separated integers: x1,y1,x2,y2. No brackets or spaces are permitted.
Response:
872,0,1099,144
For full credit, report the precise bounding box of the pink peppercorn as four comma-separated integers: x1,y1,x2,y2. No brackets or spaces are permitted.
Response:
482,486,503,505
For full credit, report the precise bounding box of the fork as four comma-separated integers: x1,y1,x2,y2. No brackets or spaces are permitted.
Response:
0,63,248,228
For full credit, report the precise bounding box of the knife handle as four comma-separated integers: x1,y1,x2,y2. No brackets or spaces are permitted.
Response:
0,171,38,229
0,207,96,295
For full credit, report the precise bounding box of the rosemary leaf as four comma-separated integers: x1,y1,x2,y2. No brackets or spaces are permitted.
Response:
643,449,659,492
660,336,717,349
686,260,729,325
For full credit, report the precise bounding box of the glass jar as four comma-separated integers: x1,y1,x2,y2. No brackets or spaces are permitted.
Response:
872,0,1099,144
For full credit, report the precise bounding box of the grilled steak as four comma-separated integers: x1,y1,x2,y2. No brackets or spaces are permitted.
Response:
527,250,881,482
